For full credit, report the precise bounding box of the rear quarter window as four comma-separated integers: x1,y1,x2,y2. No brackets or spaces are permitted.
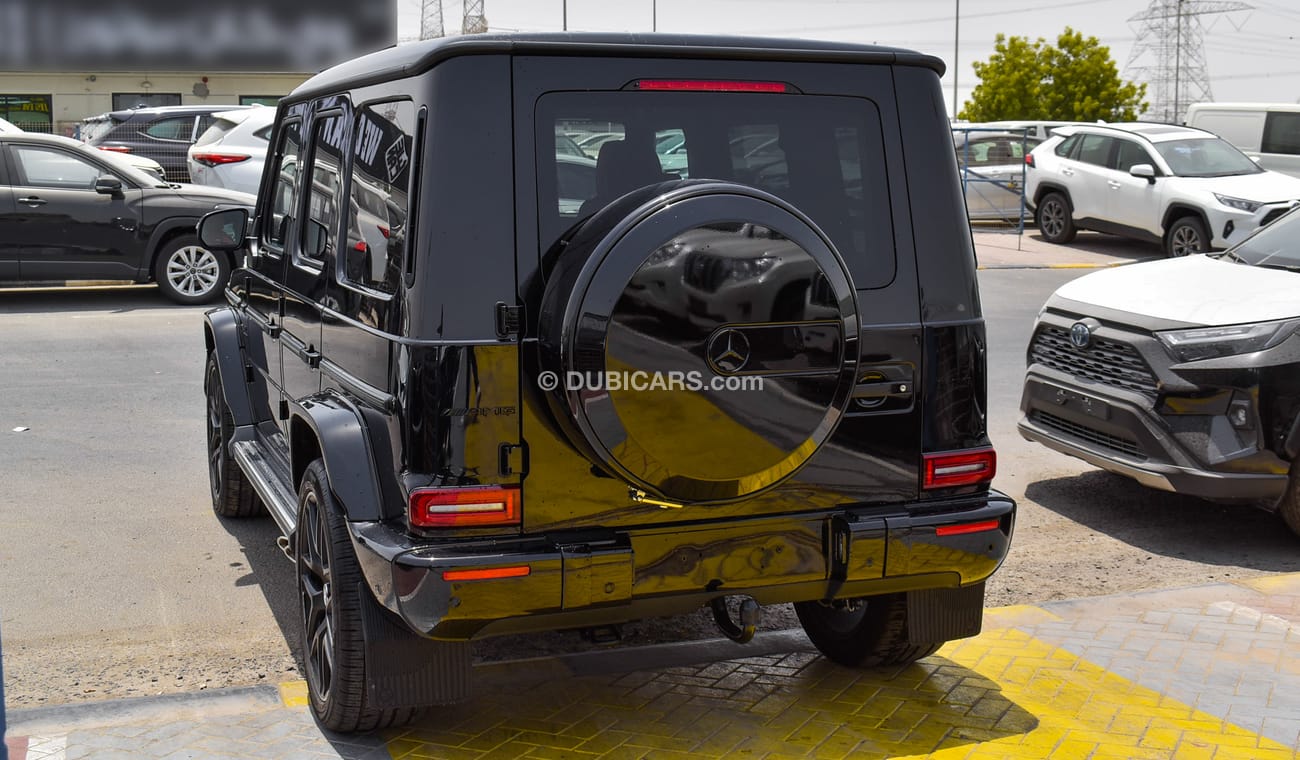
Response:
537,91,894,290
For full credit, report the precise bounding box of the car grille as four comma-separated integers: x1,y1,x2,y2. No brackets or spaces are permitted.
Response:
1030,410,1145,459
684,253,728,293
1029,326,1158,397
1260,206,1292,226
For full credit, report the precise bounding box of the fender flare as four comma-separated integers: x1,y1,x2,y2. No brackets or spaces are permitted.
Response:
144,217,202,276
203,307,254,427
289,392,385,522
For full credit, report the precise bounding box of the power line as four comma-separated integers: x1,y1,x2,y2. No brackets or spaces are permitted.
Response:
1124,0,1254,122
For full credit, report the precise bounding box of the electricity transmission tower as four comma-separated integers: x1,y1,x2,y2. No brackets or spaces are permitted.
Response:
420,0,445,39
1125,0,1253,123
463,0,488,34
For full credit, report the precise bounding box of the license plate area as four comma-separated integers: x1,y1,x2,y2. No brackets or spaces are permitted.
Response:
1052,387,1109,420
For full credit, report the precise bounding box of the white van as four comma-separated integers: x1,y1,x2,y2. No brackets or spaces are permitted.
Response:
1184,102,1300,179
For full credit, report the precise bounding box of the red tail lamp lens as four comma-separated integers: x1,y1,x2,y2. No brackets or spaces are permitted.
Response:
191,152,250,166
922,448,997,489
97,145,131,153
1025,153,1036,168
935,519,1001,537
442,565,531,582
634,79,788,93
408,485,520,528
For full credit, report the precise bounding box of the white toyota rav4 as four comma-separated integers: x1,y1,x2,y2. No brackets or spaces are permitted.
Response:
1026,123,1300,257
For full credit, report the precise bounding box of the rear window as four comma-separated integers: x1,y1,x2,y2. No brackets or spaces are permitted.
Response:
194,118,239,148
79,117,119,143
538,91,894,290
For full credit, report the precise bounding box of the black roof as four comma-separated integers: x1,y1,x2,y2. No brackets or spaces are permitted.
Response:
290,32,943,101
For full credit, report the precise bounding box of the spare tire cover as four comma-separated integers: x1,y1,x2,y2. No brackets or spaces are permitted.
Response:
538,181,860,504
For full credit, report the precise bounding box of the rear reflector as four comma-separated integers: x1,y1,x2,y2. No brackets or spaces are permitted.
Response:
97,145,131,153
409,485,520,528
935,519,1001,537
442,565,531,582
191,152,251,167
633,79,789,93
922,448,997,489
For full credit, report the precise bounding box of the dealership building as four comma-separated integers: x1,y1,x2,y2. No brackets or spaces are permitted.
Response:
0,0,395,134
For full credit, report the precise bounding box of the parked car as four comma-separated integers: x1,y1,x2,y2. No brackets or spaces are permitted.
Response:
197,32,1013,732
0,132,255,303
0,116,20,133
1019,205,1300,536
953,130,1042,221
1026,122,1300,256
575,130,624,158
1185,102,1300,179
186,106,276,195
972,120,1094,141
83,105,250,183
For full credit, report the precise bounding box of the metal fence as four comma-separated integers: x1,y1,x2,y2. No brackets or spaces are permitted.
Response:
952,126,1035,237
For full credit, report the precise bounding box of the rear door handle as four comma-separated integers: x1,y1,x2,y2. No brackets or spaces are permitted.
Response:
17,196,47,207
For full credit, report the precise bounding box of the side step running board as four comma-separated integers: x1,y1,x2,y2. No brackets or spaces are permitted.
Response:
231,440,299,538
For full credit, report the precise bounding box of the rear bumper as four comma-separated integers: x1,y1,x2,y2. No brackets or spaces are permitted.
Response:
348,493,1015,640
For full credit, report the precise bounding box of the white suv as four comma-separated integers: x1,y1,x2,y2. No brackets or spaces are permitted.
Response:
1026,123,1300,256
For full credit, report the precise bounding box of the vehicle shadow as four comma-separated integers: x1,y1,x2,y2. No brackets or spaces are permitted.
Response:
0,285,184,314
213,512,305,673
1026,470,1300,569
1026,230,1162,259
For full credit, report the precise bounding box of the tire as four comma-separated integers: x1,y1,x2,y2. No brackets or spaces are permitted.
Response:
205,353,262,518
154,234,230,305
1276,459,1300,539
794,593,942,668
1165,216,1209,257
296,459,418,732
1035,191,1077,244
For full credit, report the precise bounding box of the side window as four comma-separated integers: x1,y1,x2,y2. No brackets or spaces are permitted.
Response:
263,121,302,254
10,146,105,190
1262,112,1300,156
1114,140,1154,173
1055,134,1081,157
195,114,217,141
301,113,347,266
340,100,415,294
1076,135,1112,167
143,116,196,141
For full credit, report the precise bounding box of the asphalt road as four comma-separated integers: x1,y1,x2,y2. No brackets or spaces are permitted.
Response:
1,272,1297,708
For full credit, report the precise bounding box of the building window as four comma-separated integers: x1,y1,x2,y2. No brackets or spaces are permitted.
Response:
240,96,281,107
0,94,52,132
111,93,182,111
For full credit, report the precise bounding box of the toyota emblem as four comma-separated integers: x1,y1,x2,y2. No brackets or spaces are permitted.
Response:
1069,322,1092,349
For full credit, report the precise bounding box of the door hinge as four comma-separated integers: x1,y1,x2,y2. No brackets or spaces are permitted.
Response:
498,442,528,477
278,400,289,420
495,302,524,340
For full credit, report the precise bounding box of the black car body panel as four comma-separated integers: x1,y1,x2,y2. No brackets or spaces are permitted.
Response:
200,33,1015,724
0,132,254,299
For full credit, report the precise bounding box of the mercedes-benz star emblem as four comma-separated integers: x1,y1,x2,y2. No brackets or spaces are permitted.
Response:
708,329,751,373
1069,322,1092,349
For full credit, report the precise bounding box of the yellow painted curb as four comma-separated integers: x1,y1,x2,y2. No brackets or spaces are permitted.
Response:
279,680,309,708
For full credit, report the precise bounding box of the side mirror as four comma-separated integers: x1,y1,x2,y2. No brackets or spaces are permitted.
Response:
303,218,330,259
94,176,123,195
198,207,250,251
1129,163,1157,184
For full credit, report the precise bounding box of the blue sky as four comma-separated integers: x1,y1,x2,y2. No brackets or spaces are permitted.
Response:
396,0,1300,117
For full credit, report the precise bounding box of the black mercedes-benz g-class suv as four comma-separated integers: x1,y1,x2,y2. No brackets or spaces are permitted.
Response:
198,33,1015,732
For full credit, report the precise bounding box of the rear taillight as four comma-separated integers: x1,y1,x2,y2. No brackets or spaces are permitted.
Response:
191,152,250,167
631,79,790,93
1025,153,1036,168
922,448,997,489
97,145,131,153
935,519,1001,537
442,565,531,582
408,485,520,528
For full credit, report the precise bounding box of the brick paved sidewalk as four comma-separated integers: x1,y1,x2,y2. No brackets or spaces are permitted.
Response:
6,573,1300,759
972,230,1161,270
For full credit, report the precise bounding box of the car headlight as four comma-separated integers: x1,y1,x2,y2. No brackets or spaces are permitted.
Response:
727,256,779,281
1156,319,1298,362
1213,193,1263,213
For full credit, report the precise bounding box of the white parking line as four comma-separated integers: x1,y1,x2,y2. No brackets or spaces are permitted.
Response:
23,734,67,760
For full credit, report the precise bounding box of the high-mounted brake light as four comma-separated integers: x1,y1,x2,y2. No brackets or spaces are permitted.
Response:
408,485,520,528
192,152,251,167
97,145,131,153
442,565,531,582
935,519,1001,537
922,448,997,489
633,79,789,93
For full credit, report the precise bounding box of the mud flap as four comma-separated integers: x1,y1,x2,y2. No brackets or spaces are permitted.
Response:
359,583,473,708
906,582,985,645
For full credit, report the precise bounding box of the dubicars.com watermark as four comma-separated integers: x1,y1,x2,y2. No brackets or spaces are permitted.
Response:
538,371,764,393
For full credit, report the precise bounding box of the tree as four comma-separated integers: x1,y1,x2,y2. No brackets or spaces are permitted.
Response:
960,27,1147,122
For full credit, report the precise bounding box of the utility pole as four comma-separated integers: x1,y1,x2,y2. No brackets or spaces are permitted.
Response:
1125,0,1253,122
419,0,444,40
952,0,959,116
463,0,488,34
